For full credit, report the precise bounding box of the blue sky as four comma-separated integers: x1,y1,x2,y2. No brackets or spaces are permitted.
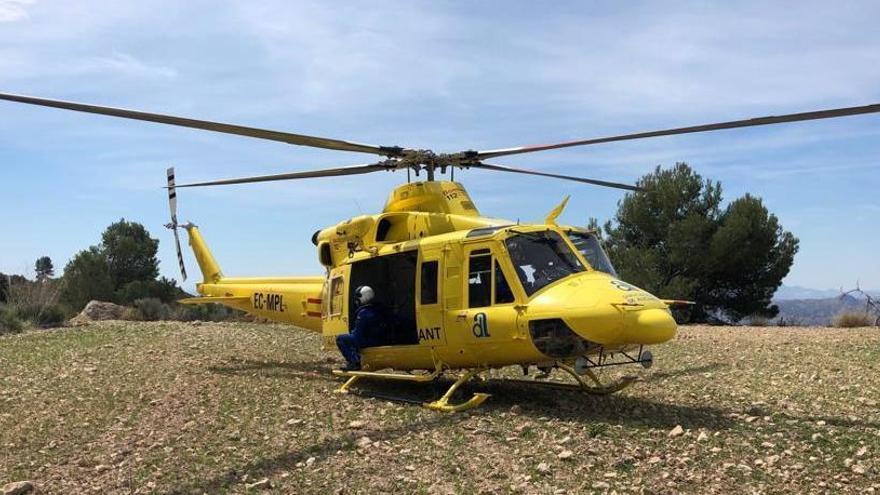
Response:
1,0,878,292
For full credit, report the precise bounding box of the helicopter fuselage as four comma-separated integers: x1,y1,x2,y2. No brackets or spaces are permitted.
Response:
186,180,677,373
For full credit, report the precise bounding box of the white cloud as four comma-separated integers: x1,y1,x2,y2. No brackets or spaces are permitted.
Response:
0,0,34,23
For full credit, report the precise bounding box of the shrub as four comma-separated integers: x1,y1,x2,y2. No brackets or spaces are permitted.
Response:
170,303,245,322
832,311,874,328
747,315,770,326
13,303,70,327
120,307,141,321
0,307,23,334
132,298,171,321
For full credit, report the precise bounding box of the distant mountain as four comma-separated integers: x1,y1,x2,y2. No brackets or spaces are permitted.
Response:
773,284,880,301
773,294,868,326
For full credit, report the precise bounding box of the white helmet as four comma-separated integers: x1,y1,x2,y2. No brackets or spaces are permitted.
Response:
354,285,375,306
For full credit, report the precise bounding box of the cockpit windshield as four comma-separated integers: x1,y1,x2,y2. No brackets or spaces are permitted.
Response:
505,230,584,296
566,231,618,277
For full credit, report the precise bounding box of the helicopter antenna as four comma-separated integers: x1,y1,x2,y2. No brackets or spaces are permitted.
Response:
164,167,188,282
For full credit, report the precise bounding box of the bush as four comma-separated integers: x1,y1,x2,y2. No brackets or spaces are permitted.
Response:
747,315,770,326
832,311,875,328
13,303,70,327
170,303,245,322
132,298,171,321
115,277,183,305
0,307,23,334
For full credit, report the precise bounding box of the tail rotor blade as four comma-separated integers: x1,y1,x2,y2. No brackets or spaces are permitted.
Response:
173,228,187,282
167,167,178,225
166,166,186,281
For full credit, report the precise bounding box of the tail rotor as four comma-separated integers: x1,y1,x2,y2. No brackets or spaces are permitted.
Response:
165,167,188,282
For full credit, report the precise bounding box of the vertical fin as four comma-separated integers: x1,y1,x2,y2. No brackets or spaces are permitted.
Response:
184,225,223,284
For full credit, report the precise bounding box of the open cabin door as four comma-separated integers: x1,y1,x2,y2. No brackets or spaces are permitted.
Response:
321,264,351,350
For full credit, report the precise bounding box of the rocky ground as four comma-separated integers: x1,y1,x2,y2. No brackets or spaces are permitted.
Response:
1,322,878,494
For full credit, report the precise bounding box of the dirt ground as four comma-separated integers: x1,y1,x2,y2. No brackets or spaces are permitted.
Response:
1,322,878,494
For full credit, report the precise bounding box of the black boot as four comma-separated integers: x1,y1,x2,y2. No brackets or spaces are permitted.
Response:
341,361,361,372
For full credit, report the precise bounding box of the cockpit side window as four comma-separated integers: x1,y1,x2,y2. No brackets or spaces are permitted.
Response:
494,260,515,304
467,249,492,308
505,231,584,296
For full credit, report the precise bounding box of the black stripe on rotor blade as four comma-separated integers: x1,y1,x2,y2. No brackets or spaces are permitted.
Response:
471,162,643,191
0,92,404,156
475,103,880,159
171,161,399,188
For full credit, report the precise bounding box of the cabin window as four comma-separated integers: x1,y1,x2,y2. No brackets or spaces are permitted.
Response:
329,276,345,315
494,260,515,304
468,249,492,308
420,260,439,305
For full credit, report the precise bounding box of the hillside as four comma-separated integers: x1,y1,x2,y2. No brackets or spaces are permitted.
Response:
1,322,879,494
774,294,870,325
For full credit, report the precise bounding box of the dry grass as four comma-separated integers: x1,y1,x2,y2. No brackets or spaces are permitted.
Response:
832,311,877,328
1,322,879,494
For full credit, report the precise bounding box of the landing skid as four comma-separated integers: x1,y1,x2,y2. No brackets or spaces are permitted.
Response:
332,366,490,413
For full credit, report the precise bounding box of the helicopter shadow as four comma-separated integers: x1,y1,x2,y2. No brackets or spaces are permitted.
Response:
207,357,339,383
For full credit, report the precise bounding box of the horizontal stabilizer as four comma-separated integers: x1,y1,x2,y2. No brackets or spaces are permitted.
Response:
178,296,250,305
661,299,696,306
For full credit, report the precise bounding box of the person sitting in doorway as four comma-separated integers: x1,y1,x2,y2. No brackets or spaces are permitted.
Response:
336,285,388,371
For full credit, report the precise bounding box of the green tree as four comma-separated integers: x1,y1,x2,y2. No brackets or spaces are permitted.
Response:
101,219,160,289
602,163,798,322
35,256,54,281
0,273,8,303
60,247,114,311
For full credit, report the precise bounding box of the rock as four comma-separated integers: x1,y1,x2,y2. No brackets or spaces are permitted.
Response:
94,464,111,473
2,481,34,495
405,465,416,472
286,418,303,426
306,457,316,466
75,300,126,322
856,446,868,458
348,420,366,429
697,432,709,442
592,481,610,489
648,456,662,464
355,436,372,449
245,478,271,490
851,464,866,475
668,425,685,437
536,462,551,475
557,450,574,460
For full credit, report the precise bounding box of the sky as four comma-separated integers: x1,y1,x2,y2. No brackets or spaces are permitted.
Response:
1,0,878,293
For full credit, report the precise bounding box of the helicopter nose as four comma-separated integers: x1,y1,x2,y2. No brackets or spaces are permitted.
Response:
627,308,677,344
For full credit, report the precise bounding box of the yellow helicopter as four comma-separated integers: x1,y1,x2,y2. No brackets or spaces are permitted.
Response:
2,92,879,412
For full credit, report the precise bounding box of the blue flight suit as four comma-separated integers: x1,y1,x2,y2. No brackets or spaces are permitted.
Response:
336,303,386,367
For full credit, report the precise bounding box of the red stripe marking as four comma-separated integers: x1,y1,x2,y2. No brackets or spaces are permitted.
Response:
307,298,322,304
306,311,322,318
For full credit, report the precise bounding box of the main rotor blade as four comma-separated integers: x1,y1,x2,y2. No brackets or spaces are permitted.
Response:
172,161,398,188
470,162,642,191
475,103,880,160
0,92,405,157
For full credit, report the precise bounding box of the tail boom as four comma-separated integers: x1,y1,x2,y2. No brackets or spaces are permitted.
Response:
181,225,325,332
